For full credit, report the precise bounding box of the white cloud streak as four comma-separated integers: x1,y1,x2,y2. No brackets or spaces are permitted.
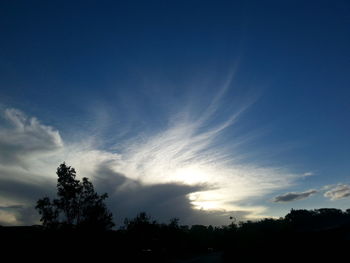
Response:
324,184,350,200
110,94,300,213
0,92,302,225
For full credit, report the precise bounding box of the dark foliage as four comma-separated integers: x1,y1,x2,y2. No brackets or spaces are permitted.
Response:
223,208,350,262
35,163,114,230
2,208,350,262
3,168,350,263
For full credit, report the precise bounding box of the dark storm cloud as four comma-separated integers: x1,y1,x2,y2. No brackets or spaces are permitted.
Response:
0,162,249,226
0,204,24,210
0,204,38,226
273,189,318,203
0,168,56,225
0,176,55,203
93,164,249,226
0,177,55,226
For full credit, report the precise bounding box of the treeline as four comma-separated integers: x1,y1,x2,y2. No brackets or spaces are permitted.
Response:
1,208,350,262
2,164,349,262
121,208,350,261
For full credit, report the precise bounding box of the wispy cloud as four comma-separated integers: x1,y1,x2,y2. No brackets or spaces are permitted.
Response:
272,189,318,203
303,172,314,177
110,86,300,213
0,85,303,225
324,184,350,200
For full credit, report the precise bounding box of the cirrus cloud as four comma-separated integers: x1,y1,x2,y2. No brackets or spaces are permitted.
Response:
0,101,303,226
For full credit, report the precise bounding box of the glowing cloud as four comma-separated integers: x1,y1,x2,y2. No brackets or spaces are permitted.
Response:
0,85,303,225
106,88,301,213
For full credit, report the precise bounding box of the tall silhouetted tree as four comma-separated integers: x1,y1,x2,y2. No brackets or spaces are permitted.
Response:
36,163,114,230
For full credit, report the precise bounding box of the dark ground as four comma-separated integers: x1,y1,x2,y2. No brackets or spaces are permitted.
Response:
1,208,350,262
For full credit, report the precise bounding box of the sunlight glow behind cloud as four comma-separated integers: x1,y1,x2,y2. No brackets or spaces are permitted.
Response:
0,80,306,224
103,83,301,214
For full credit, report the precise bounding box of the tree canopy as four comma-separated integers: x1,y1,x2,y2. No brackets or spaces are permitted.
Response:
36,163,114,230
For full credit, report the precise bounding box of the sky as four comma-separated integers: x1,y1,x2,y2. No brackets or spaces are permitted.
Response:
0,0,350,226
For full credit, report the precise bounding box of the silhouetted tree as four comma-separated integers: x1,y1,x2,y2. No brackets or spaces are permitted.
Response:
124,212,158,232
168,217,180,229
36,163,114,230
36,197,59,227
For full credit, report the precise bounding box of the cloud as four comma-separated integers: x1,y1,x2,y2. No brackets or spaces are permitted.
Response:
93,164,253,226
0,108,63,225
0,108,63,166
112,110,299,212
0,166,56,226
272,189,318,203
324,184,350,200
0,204,39,226
0,175,54,203
0,205,24,210
303,172,314,177
0,101,302,226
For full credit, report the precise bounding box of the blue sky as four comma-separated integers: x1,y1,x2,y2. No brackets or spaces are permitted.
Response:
0,0,350,226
